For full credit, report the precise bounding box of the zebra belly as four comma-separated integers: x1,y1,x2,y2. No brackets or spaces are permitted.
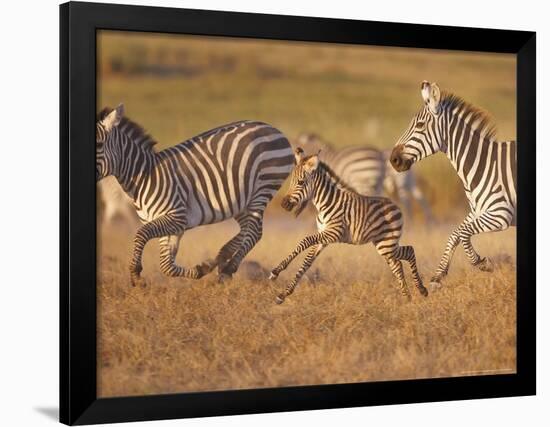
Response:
184,196,239,229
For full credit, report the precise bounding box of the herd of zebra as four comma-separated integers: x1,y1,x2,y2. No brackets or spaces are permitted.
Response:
97,80,517,302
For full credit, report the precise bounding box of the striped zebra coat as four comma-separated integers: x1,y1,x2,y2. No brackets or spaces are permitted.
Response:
295,132,385,196
296,133,434,222
96,104,294,286
269,148,428,303
391,81,517,287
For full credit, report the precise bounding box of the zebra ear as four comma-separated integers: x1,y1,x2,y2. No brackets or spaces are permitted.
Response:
294,147,305,164
102,103,125,132
421,80,431,103
303,155,319,173
421,81,441,114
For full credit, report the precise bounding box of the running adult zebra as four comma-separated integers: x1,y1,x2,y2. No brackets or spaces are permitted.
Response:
96,104,294,286
269,148,428,304
295,133,386,196
390,81,517,287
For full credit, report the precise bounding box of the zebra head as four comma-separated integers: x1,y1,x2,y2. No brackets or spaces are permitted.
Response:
281,147,319,217
391,81,445,172
96,104,125,182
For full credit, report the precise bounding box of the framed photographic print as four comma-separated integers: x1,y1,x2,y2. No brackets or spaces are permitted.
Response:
60,1,536,425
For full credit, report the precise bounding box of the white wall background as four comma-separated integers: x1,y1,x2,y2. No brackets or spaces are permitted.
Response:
0,0,546,425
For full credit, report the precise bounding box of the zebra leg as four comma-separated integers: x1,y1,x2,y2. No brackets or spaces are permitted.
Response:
158,234,212,280
213,215,250,276
218,212,264,281
276,244,326,304
395,246,428,297
174,218,246,282
374,241,411,300
270,231,340,280
430,214,475,287
129,213,185,287
384,255,411,300
460,227,488,271
459,212,511,272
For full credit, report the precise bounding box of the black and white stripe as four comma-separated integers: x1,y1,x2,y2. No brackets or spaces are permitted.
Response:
97,104,294,286
391,81,517,287
269,148,428,303
296,133,433,221
295,133,386,196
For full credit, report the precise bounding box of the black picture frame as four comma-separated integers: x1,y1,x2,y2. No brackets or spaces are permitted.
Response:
60,1,536,425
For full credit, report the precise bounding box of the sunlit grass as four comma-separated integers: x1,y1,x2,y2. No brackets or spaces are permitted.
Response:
97,220,516,397
96,31,517,397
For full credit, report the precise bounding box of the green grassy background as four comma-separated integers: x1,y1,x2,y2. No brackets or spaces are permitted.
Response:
98,30,516,220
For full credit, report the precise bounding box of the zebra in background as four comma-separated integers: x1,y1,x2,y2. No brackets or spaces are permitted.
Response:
98,176,140,229
97,104,294,286
391,81,517,288
269,148,428,304
382,149,435,223
295,133,434,222
295,133,385,196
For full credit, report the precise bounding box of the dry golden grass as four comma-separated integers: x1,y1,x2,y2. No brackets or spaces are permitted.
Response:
97,215,516,397
96,30,517,398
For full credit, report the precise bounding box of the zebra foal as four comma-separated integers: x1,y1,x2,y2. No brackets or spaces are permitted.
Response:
391,81,517,288
295,132,386,196
296,132,434,222
269,148,428,304
96,104,294,286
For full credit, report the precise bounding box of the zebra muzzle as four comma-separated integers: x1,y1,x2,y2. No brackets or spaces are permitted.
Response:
390,148,412,172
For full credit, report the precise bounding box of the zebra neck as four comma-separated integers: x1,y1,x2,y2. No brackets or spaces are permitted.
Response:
114,149,156,200
444,110,495,193
310,167,346,213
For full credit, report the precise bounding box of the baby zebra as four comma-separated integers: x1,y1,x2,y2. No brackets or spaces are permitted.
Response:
269,148,428,304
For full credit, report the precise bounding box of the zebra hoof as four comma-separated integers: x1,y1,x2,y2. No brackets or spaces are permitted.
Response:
275,294,285,304
217,273,232,284
269,271,279,281
418,286,429,297
429,280,442,292
130,276,147,288
198,259,217,276
195,261,216,279
476,257,494,272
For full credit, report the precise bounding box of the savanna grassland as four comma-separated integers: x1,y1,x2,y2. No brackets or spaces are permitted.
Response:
98,221,516,397
97,31,517,397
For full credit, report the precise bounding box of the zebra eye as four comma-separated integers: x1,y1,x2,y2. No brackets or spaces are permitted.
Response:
297,179,305,186
415,121,426,130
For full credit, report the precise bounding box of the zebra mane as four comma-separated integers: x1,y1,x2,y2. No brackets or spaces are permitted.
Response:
440,92,498,141
316,160,356,192
98,107,158,150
